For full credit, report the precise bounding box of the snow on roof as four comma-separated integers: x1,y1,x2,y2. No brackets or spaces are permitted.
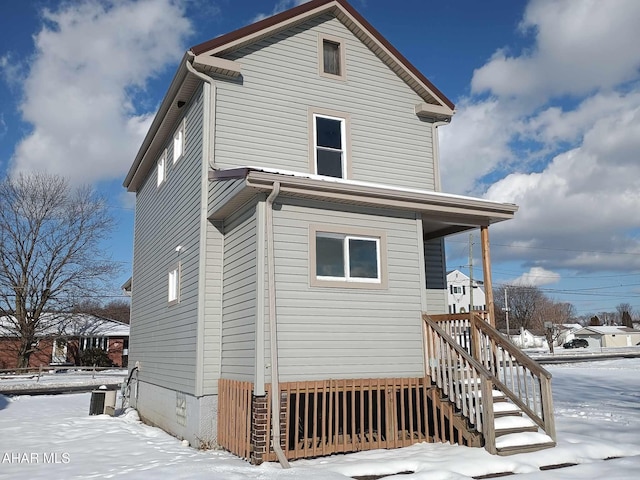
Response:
577,325,640,335
0,313,129,338
241,165,517,208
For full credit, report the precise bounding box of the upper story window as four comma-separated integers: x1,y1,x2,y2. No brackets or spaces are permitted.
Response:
173,120,185,164
323,40,340,75
318,34,346,80
312,113,347,178
310,225,387,289
157,150,167,187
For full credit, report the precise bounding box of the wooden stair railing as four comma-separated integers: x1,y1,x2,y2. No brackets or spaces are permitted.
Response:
470,314,556,442
427,314,556,446
422,314,498,453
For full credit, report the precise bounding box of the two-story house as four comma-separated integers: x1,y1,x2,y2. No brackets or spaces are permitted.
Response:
124,0,556,465
447,269,487,314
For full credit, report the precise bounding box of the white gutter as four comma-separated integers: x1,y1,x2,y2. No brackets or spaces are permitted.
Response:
265,182,290,469
185,52,216,169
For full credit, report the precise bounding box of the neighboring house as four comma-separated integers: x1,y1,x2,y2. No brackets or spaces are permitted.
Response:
556,323,583,346
507,328,546,349
0,314,129,369
124,0,554,463
446,269,486,314
574,326,640,348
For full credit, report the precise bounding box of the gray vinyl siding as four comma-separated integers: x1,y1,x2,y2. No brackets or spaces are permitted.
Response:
202,215,222,394
214,13,435,191
220,205,257,381
265,198,425,382
129,87,204,395
424,238,448,314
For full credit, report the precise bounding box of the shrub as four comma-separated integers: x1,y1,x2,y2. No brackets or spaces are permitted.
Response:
79,348,113,367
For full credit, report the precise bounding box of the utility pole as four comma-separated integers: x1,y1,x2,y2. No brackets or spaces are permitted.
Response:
504,288,511,341
469,233,474,316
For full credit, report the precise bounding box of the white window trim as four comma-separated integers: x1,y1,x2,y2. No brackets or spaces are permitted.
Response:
316,233,381,283
310,224,387,290
308,108,352,179
157,149,167,187
318,33,346,81
168,262,181,305
173,119,185,164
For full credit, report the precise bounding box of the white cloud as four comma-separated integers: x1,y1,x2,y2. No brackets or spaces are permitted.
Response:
471,0,640,101
251,0,311,23
439,98,521,194
511,267,561,287
5,0,192,185
484,100,640,270
440,0,640,275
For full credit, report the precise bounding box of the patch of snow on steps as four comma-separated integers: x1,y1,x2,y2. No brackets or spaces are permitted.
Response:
495,431,554,449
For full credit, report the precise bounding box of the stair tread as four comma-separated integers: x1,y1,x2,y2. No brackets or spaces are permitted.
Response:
495,431,555,450
472,389,506,399
493,402,521,413
494,416,536,430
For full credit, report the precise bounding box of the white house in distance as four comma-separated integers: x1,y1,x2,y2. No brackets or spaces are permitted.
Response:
574,326,640,348
446,269,486,314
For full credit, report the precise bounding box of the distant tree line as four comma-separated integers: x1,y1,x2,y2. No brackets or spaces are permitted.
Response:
493,284,637,333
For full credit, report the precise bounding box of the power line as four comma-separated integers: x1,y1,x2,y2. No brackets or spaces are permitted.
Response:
448,238,640,257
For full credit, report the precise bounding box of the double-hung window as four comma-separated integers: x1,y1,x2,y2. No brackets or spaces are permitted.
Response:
313,113,346,178
311,225,386,289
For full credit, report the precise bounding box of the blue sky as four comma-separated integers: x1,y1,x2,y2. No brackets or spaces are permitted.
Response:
1,0,639,317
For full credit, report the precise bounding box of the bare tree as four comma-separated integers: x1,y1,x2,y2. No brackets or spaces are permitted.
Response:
539,300,576,353
494,284,546,332
616,303,633,327
73,299,130,324
0,173,118,368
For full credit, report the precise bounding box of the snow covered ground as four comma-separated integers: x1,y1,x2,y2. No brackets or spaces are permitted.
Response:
1,359,640,479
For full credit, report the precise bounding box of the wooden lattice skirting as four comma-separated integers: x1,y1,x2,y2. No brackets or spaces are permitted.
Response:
218,377,483,464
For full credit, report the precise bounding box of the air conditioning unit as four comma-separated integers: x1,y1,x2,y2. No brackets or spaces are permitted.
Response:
89,388,117,416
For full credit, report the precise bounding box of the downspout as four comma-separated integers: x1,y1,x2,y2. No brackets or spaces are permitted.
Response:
431,120,450,192
185,53,214,399
265,182,290,469
185,52,216,170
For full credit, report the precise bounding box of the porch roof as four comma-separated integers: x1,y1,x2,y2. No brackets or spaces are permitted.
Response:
209,167,518,239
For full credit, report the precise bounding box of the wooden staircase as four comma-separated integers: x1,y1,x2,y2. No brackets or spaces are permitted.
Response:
423,313,556,456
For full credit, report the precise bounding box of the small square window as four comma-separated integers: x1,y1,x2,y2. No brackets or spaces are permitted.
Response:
173,121,184,164
168,263,180,305
323,40,341,76
318,34,346,80
157,150,166,187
